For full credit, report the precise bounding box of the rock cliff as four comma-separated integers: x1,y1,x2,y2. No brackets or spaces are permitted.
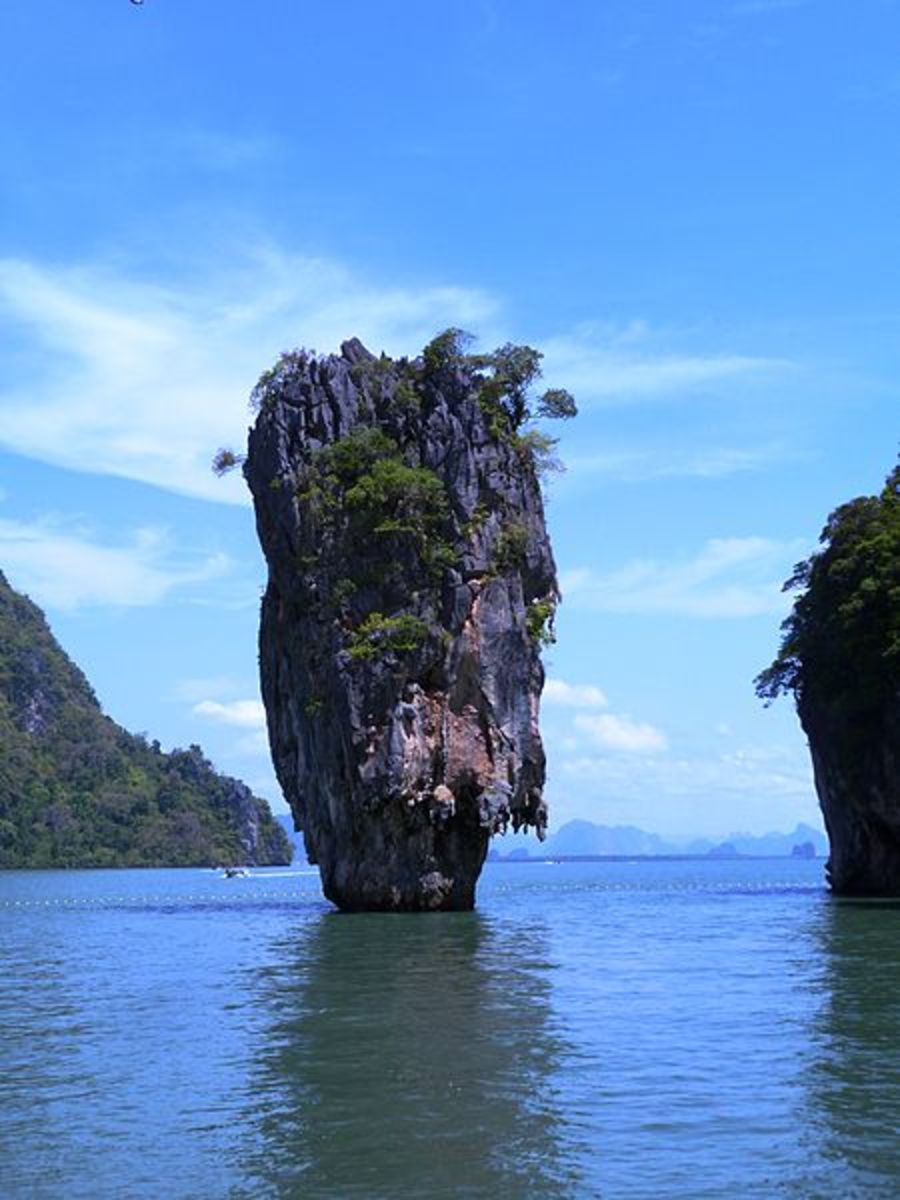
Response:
0,569,291,868
244,332,568,910
756,465,900,893
799,689,900,893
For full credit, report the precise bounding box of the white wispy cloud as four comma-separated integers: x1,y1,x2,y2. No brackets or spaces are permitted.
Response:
192,699,266,728
566,442,788,482
0,250,498,503
190,696,271,757
540,324,787,406
0,517,229,610
574,712,668,753
172,676,243,703
543,678,666,756
561,536,807,619
559,741,813,805
543,678,609,708
0,251,792,502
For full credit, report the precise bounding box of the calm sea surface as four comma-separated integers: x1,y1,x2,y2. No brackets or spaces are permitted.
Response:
1,858,899,1198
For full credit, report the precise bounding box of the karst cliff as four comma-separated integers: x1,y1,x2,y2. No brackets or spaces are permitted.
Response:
243,331,572,910
757,465,900,894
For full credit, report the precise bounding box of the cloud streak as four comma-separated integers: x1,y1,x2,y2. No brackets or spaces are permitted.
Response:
559,741,813,806
543,678,609,708
0,251,790,502
0,251,497,503
561,536,807,618
192,696,270,756
0,517,229,611
566,443,789,483
574,712,668,753
192,698,266,729
540,325,787,407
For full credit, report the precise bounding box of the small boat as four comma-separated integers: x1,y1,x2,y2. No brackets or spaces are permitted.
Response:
222,866,249,879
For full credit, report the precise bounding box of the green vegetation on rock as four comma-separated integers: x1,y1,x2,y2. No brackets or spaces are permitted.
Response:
0,571,291,869
513,429,565,478
756,463,900,719
298,426,457,584
492,519,530,574
526,598,557,648
421,327,577,438
347,613,431,661
245,331,576,689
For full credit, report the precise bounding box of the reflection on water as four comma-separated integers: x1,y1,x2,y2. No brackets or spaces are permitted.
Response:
238,911,581,1198
8,861,900,1198
807,900,900,1196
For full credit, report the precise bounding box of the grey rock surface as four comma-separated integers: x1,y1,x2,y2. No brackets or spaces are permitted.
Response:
244,339,558,910
801,694,900,893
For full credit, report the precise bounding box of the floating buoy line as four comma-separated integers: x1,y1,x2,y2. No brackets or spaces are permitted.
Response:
0,889,314,911
0,880,821,911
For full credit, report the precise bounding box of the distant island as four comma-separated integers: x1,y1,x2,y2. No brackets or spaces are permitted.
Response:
0,569,291,869
487,818,828,860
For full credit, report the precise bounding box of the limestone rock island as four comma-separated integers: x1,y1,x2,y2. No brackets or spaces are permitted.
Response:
243,330,574,910
757,464,900,894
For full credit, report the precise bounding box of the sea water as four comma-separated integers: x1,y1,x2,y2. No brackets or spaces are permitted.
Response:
1,858,898,1198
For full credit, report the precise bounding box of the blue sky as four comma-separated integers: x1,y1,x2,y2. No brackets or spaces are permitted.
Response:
1,0,897,838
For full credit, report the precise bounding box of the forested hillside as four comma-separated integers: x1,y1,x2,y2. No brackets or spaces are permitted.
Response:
0,570,290,868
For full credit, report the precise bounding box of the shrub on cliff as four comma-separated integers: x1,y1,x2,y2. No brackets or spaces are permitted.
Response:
421,327,577,439
296,426,456,583
756,463,900,720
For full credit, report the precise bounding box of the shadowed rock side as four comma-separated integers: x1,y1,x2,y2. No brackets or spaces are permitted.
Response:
756,465,900,894
245,337,560,910
801,699,900,893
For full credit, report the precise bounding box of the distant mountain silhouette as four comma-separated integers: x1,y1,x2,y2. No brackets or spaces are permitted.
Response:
492,819,827,859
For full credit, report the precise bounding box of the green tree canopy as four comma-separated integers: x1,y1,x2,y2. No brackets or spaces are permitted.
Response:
421,328,578,431
755,463,900,718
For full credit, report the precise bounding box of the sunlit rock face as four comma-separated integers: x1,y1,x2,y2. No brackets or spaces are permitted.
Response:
244,338,557,911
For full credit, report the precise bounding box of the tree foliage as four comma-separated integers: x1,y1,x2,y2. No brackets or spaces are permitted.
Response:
212,447,244,476
755,464,900,719
298,426,456,579
347,613,431,660
537,387,578,421
421,328,475,377
421,327,578,433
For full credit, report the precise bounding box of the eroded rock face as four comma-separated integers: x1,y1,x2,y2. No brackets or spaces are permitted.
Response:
245,338,558,910
801,696,900,894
